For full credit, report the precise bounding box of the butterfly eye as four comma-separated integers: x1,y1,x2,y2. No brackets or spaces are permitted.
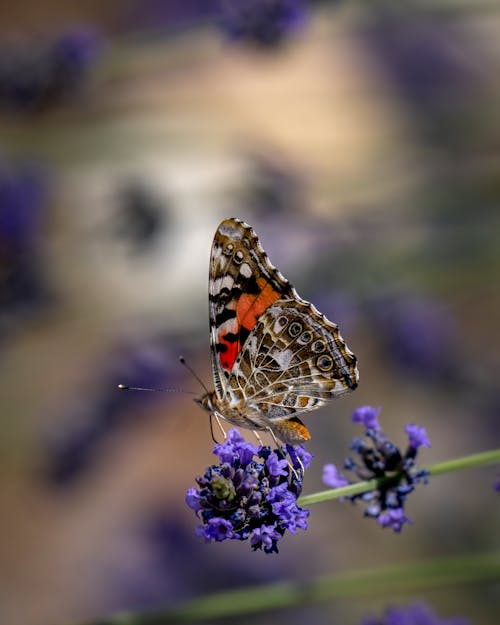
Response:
288,322,303,337
312,340,326,353
234,250,244,264
298,331,312,344
317,355,334,371
223,243,234,255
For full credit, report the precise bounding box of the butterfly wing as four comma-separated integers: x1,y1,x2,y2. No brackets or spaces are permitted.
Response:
225,300,358,441
209,218,294,398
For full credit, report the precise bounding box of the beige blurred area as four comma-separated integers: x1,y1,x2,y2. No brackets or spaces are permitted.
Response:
1,3,500,625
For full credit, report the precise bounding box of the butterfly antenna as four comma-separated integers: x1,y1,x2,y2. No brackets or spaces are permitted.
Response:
117,384,196,395
178,356,210,394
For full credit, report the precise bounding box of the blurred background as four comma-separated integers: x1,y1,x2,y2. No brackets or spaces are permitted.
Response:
1,1,499,624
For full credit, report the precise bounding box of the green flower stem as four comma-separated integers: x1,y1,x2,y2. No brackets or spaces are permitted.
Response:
298,447,500,506
82,551,500,625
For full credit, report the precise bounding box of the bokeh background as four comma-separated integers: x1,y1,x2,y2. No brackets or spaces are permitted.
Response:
1,1,499,624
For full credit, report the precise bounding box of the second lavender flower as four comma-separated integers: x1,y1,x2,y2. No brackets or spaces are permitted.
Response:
323,406,430,532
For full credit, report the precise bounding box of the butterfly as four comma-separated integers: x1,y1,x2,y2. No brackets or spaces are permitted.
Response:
196,218,358,445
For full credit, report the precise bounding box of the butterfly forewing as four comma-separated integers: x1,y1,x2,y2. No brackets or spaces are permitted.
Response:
209,218,294,396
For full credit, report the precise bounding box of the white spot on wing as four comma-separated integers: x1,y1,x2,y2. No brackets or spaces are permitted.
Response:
273,349,294,369
213,275,234,295
240,262,252,278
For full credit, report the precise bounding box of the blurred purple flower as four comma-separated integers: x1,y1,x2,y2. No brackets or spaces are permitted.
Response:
0,27,102,112
323,406,430,533
494,473,500,493
43,335,183,486
0,162,47,250
361,602,471,625
309,290,361,340
368,293,457,381
0,161,50,331
104,510,315,620
219,0,308,48
358,10,481,134
50,28,102,85
122,0,219,34
187,428,310,553
376,508,412,533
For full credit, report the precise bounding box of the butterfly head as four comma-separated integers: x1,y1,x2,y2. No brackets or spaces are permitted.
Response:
195,391,217,416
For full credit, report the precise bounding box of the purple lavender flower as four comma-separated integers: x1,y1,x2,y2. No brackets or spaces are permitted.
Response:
322,464,349,489
250,524,282,551
196,517,234,542
377,508,412,533
214,428,256,466
405,424,431,450
218,0,308,48
185,488,202,513
361,602,471,625
187,428,310,553
323,406,430,533
266,452,289,477
352,405,381,430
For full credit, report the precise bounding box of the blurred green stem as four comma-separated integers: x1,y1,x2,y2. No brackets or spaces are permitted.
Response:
85,551,500,625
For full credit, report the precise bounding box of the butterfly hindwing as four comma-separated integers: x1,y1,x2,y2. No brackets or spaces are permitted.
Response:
226,300,357,418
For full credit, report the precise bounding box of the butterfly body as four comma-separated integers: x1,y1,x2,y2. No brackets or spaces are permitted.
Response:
197,218,358,445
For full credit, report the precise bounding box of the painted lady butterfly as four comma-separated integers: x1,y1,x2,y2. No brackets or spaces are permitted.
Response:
196,218,358,444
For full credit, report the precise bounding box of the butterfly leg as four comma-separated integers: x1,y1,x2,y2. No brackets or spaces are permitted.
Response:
209,415,218,444
252,430,264,446
266,426,281,448
209,414,228,443
293,453,305,475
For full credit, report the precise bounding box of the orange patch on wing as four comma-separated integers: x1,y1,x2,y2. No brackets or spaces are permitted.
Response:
218,279,282,372
237,279,281,332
